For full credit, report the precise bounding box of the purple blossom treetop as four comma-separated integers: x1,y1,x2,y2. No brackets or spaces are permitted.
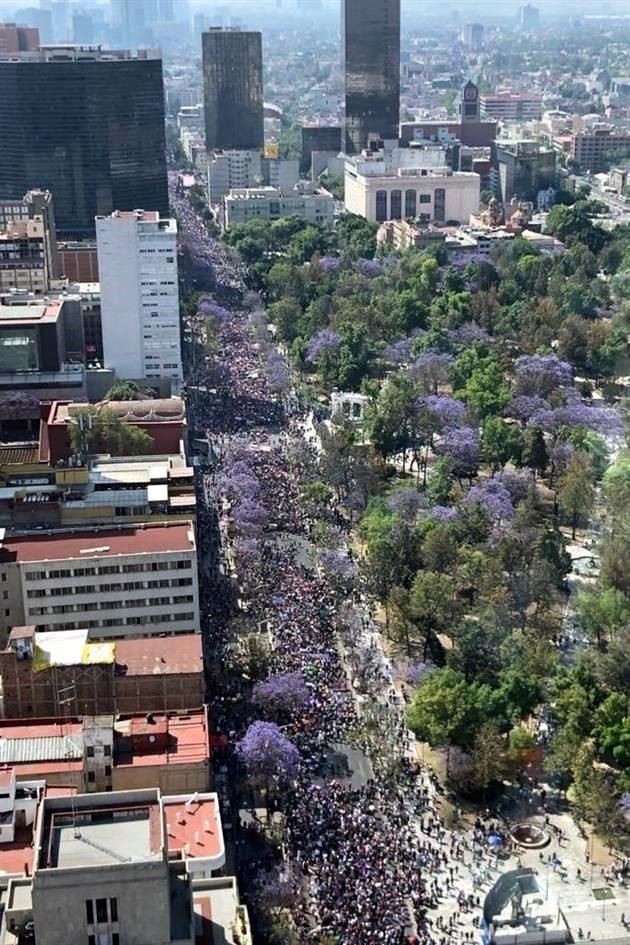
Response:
549,442,575,476
236,721,302,781
435,426,480,480
306,329,342,363
448,323,493,345
514,354,573,398
531,402,623,437
412,351,455,394
232,497,268,537
266,352,291,393
386,486,426,522
198,300,231,323
420,394,468,431
508,395,550,423
319,256,342,274
216,471,260,502
354,258,383,278
252,671,311,716
384,338,414,365
496,469,531,503
426,505,459,522
465,478,515,524
318,548,357,584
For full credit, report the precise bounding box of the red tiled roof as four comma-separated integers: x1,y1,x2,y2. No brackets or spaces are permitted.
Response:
115,634,202,677
0,522,195,563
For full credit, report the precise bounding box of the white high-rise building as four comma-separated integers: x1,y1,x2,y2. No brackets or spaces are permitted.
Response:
96,210,183,388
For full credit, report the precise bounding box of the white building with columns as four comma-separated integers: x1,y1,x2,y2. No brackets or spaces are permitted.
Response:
96,210,183,388
344,147,480,225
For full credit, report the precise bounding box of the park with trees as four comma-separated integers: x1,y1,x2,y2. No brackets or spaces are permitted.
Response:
220,203,630,847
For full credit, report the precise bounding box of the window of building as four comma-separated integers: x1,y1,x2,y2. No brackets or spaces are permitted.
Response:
95,899,108,924
434,187,446,222
419,193,431,204
375,190,387,223
104,745,111,757
87,771,96,784
390,189,402,220
405,189,416,218
86,901,94,925
86,746,94,758
105,765,112,778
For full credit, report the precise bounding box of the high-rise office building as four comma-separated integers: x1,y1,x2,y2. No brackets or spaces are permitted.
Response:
0,46,168,237
96,210,183,388
343,0,401,155
202,28,264,152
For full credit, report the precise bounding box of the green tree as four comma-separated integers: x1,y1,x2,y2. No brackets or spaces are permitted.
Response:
104,380,148,401
470,724,507,793
481,417,524,471
576,588,630,650
456,361,510,420
409,570,463,658
558,451,595,539
522,426,549,478
407,667,491,750
69,407,152,457
366,371,419,471
426,457,454,505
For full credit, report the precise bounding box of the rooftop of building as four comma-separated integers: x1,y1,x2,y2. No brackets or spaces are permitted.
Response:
114,711,209,770
1,45,161,63
0,521,195,564
5,626,202,676
162,793,223,864
0,303,61,327
95,210,177,232
480,90,543,100
38,794,163,870
115,633,202,677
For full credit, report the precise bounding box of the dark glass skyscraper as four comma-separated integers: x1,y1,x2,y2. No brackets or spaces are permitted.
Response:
202,29,264,152
343,0,401,155
0,48,168,237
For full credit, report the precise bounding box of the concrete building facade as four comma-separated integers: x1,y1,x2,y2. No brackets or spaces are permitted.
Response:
96,210,183,388
345,150,480,223
224,186,334,228
0,521,199,642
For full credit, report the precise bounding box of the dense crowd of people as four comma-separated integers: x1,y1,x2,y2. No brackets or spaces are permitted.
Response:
171,175,501,945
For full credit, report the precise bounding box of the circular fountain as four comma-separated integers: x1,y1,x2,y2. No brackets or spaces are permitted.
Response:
509,823,550,849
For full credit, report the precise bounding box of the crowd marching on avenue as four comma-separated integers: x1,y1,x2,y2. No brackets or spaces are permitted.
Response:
172,176,521,945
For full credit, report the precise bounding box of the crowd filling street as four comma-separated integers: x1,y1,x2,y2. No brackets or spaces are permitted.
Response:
171,177,629,945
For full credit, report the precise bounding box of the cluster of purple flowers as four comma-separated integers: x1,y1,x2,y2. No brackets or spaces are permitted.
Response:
386,486,426,522
513,354,573,398
305,329,342,363
236,720,302,781
420,394,467,431
465,477,515,524
435,426,480,480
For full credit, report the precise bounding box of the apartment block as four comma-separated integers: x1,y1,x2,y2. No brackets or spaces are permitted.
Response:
480,91,543,121
0,521,199,642
570,127,630,173
96,210,183,388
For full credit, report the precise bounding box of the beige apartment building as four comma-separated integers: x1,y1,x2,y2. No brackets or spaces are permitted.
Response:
0,522,199,644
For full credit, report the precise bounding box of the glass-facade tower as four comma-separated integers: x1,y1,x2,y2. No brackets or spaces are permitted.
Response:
343,0,401,155
0,51,168,237
202,29,264,152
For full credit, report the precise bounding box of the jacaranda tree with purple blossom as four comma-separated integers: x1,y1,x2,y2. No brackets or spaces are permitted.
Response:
412,351,454,394
305,329,342,363
236,721,302,785
513,354,573,398
465,478,515,525
435,427,480,483
252,671,311,719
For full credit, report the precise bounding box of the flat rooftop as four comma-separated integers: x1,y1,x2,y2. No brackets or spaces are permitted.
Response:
163,795,223,863
41,802,162,869
114,712,208,769
0,304,61,327
115,634,203,676
0,521,195,563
